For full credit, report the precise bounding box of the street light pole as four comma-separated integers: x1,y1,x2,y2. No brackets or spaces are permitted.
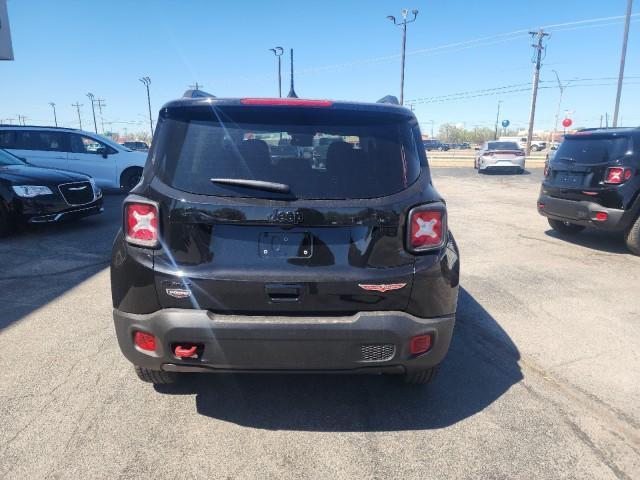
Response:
494,100,502,140
613,0,633,127
387,9,419,106
86,93,98,134
269,47,284,98
552,70,565,143
48,102,57,127
139,77,154,138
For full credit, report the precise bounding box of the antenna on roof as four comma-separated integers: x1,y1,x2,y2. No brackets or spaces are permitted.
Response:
287,48,298,98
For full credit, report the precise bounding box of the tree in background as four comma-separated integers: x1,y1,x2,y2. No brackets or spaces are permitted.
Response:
438,123,520,144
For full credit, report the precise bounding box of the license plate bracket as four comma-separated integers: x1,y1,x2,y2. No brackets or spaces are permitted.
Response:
259,232,312,258
556,172,585,186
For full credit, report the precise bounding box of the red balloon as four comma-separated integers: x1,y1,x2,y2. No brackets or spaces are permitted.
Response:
562,118,573,128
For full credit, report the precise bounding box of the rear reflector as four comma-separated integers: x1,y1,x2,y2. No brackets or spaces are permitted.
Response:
538,202,545,209
410,335,432,355
240,98,333,107
594,212,608,222
134,331,156,351
125,201,159,247
408,206,446,252
604,167,631,184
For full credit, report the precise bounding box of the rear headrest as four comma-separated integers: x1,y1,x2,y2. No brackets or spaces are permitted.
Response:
239,139,270,159
326,141,353,169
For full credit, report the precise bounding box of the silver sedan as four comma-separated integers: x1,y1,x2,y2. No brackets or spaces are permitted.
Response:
474,141,526,174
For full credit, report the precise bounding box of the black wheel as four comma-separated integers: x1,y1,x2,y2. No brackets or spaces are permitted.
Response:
548,218,585,235
624,215,640,255
403,365,439,384
134,366,178,385
0,203,11,237
120,168,143,192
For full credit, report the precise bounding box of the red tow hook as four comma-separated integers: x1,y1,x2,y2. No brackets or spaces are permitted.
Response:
174,345,198,358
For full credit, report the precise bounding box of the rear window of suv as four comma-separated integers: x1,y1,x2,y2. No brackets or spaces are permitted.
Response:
153,105,423,199
555,135,632,164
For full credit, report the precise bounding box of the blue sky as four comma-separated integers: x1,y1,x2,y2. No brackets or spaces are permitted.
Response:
1,0,638,135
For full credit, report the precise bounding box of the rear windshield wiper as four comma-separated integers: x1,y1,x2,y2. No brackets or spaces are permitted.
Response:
210,178,291,194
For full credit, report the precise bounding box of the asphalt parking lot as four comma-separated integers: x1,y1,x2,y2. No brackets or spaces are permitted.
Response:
1,168,638,479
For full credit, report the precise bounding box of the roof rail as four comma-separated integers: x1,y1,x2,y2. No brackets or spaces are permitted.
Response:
0,125,80,131
183,89,216,98
376,95,400,105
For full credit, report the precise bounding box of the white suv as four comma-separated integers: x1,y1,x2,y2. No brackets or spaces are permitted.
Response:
0,126,147,190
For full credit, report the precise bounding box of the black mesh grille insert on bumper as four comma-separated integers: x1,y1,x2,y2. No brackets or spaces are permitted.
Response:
360,344,396,362
58,182,94,205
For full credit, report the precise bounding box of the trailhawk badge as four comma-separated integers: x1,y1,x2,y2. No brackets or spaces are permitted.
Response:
166,288,191,299
358,283,407,293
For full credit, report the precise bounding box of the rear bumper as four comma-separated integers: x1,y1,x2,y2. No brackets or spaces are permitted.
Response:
537,194,628,231
28,203,104,223
479,157,525,170
113,308,455,374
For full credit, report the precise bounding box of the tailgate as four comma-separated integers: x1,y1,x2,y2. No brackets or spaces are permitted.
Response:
153,202,415,314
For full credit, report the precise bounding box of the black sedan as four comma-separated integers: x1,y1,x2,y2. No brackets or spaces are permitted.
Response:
0,148,103,236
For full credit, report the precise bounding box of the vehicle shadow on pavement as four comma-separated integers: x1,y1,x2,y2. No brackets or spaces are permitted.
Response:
0,194,123,331
544,229,629,254
155,287,523,431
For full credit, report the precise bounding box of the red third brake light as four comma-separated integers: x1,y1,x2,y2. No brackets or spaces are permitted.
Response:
240,98,333,107
604,167,631,185
408,206,446,252
125,202,159,247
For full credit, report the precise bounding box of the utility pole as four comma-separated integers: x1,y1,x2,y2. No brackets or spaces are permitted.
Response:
72,102,83,130
430,120,434,138
600,115,603,128
287,48,298,98
494,100,502,140
139,77,153,137
387,9,419,106
188,82,202,90
606,112,609,128
48,102,58,127
96,99,106,134
17,115,26,126
525,29,550,155
551,70,565,143
86,93,98,133
269,47,284,97
613,0,633,127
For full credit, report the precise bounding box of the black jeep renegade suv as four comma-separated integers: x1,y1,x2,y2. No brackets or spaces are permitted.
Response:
538,128,640,255
110,96,460,385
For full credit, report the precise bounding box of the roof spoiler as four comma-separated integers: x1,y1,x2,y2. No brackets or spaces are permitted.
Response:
376,95,400,105
183,89,216,98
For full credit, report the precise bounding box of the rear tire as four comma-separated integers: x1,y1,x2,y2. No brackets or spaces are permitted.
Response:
548,218,585,235
624,215,640,255
134,366,178,385
120,168,143,192
403,365,439,385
